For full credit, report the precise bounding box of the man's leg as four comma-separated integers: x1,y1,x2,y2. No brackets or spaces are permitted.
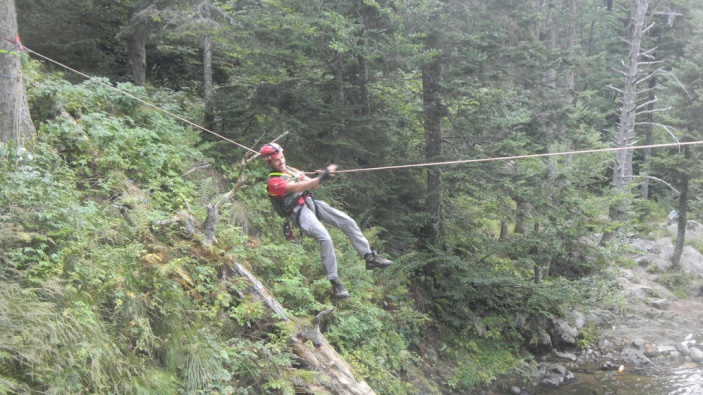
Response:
296,202,349,299
296,201,338,280
312,200,371,255
314,200,393,269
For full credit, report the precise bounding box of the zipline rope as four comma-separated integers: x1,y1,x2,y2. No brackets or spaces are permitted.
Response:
329,140,703,174
24,46,258,155
23,46,703,175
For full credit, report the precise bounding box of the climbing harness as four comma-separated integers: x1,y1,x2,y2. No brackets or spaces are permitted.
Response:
267,169,321,241
266,170,306,217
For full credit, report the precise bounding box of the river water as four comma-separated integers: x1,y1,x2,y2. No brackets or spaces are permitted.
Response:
534,360,703,395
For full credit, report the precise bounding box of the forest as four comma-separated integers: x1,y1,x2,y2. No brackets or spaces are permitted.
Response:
2,0,703,393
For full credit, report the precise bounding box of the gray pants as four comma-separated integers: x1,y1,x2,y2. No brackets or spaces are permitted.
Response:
293,198,370,279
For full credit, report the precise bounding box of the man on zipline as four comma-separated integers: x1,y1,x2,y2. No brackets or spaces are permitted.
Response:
260,142,392,299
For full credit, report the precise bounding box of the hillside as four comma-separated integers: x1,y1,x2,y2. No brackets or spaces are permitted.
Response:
1,57,700,395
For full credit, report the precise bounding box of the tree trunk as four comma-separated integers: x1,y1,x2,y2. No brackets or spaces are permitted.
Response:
514,198,527,234
422,35,445,245
126,4,157,86
499,220,509,240
202,0,215,130
0,0,35,143
612,0,648,191
357,53,370,117
671,145,689,268
640,76,656,199
562,0,576,103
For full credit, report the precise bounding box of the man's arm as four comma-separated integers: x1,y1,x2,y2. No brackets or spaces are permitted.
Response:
285,177,321,193
284,164,337,193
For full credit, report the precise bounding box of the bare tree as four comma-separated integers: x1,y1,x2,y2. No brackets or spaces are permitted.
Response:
0,0,35,143
611,0,649,191
600,0,650,245
600,0,684,245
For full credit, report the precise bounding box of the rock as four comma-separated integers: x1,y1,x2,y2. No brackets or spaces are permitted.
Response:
657,345,676,355
539,365,576,389
509,385,521,395
632,338,647,348
537,327,552,348
689,347,703,362
587,309,613,326
539,377,560,389
551,318,578,346
636,256,650,266
599,339,615,352
564,370,577,384
681,246,703,276
676,342,690,354
600,361,615,370
686,220,702,231
620,339,652,365
644,343,658,358
650,298,669,310
555,351,577,361
567,311,586,330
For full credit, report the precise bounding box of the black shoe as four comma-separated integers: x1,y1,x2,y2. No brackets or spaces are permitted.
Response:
330,278,349,299
364,251,393,270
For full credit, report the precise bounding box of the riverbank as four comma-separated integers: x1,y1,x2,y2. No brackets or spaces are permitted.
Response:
557,224,703,394
601,225,703,354
493,223,703,395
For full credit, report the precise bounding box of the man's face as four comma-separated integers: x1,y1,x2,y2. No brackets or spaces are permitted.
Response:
268,153,286,171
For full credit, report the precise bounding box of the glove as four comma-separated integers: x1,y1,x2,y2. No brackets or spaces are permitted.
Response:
316,169,331,182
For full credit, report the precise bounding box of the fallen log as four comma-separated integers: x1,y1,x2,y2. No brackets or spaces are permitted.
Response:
225,260,376,395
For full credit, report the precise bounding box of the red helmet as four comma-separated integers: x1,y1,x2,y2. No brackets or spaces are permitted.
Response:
259,142,283,160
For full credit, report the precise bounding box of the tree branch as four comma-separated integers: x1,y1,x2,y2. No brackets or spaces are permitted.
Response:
607,84,624,94
181,163,211,177
634,106,671,117
634,122,680,142
625,175,679,194
635,96,658,111
642,22,656,35
658,69,692,99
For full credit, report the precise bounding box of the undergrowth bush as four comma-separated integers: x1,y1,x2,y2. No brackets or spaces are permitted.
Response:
657,271,693,299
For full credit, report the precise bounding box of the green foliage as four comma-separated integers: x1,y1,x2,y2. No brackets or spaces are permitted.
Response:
631,196,671,233
443,340,519,391
223,337,298,395
576,323,601,350
325,297,426,395
657,271,694,299
32,79,204,211
164,330,229,393
10,0,703,393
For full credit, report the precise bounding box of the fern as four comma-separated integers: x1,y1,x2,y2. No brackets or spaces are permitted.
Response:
165,330,228,392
